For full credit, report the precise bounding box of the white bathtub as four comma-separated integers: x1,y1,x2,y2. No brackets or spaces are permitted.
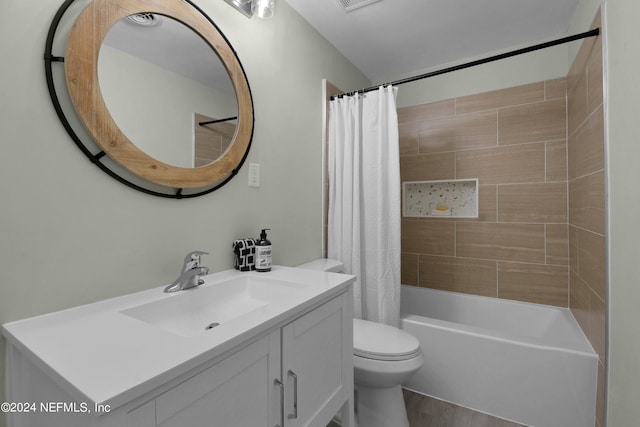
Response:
400,285,598,427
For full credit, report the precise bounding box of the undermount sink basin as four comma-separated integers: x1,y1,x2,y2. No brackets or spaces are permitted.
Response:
120,276,307,337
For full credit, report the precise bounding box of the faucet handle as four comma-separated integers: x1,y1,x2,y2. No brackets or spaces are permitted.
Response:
183,251,209,272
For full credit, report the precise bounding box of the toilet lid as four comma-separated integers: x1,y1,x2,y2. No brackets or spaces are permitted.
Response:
353,318,421,361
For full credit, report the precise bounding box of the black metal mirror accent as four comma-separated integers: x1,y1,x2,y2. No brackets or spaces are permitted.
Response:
45,0,254,198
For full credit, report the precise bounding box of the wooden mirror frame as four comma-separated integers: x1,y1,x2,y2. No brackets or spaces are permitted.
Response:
63,0,253,191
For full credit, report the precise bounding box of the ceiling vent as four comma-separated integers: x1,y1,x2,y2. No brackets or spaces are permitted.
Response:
126,13,162,27
336,0,382,12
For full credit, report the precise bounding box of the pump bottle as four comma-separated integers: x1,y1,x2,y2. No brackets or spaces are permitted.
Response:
255,229,272,272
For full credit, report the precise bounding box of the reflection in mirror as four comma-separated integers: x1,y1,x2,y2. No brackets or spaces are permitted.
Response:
194,113,236,167
99,15,238,168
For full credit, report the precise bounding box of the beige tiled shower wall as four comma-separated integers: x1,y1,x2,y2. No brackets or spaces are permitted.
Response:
399,79,570,306
567,11,606,427
399,11,605,426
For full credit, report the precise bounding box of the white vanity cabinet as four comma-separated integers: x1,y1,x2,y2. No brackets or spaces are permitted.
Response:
281,295,350,427
128,331,281,427
5,284,354,427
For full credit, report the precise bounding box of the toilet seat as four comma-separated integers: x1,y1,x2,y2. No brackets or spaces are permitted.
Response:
353,318,421,361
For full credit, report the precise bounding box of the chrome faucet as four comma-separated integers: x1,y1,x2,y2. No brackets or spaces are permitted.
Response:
164,251,210,293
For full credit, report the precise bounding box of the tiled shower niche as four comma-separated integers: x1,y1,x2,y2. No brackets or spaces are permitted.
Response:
403,179,478,218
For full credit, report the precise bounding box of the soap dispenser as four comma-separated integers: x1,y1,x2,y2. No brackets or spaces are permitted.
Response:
255,228,272,272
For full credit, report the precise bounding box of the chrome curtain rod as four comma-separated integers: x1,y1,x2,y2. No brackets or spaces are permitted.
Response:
332,28,600,100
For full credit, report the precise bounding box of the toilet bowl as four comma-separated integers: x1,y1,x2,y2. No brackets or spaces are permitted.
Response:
352,318,423,427
297,259,424,427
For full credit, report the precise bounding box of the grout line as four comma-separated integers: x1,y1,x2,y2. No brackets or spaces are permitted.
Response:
570,223,606,238
568,167,606,182
399,139,560,159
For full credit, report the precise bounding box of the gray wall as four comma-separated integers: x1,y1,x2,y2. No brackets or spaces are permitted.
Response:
0,1,369,425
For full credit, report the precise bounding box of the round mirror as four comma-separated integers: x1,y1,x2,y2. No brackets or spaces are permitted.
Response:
99,14,239,168
47,0,253,196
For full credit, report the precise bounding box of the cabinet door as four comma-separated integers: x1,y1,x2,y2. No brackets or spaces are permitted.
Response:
281,294,352,427
155,331,281,427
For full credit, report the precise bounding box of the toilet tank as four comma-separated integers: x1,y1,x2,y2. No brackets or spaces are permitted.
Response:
296,258,344,273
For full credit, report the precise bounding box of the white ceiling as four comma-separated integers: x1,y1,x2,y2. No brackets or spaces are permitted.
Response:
103,16,234,94
285,0,580,82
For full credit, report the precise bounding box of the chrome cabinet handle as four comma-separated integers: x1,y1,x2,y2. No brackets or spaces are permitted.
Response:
274,378,284,427
287,370,298,420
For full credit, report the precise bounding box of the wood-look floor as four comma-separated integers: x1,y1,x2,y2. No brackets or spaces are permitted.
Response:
326,389,527,427
403,389,527,427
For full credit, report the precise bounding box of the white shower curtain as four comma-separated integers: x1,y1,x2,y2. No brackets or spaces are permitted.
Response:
327,85,401,327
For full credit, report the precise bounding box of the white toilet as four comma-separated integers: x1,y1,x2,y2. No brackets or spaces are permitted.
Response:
297,259,424,427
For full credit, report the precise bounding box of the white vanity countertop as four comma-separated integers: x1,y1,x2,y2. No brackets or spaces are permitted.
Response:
1,266,355,412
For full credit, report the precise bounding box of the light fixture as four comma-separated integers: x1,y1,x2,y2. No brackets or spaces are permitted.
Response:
224,0,275,19
224,0,253,18
251,0,275,19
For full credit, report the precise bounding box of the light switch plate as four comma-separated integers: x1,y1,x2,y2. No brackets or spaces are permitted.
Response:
248,163,260,187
